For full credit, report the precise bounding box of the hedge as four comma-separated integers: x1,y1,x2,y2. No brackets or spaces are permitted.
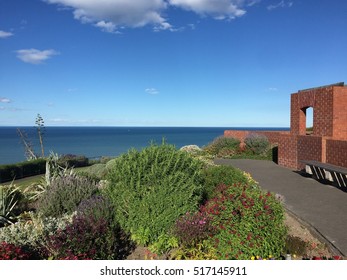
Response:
0,159,46,183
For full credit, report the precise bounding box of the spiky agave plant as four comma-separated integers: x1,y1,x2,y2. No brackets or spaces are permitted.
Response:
0,183,21,227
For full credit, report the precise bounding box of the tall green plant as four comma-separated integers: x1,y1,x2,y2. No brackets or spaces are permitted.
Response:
0,183,21,227
105,143,204,248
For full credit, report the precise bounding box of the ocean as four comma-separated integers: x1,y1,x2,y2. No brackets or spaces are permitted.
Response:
0,126,289,165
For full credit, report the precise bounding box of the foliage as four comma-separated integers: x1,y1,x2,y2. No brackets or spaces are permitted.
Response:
203,136,240,156
0,211,74,258
244,133,270,155
78,163,107,180
0,241,33,260
58,154,89,168
0,183,22,227
105,143,204,248
148,233,179,257
37,174,98,217
35,113,45,157
45,195,128,260
173,211,214,246
0,158,46,183
202,165,249,200
202,183,287,260
172,240,217,260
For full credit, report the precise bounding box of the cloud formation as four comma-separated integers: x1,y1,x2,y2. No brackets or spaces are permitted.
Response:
0,97,11,103
169,0,246,20
44,0,172,32
44,0,255,32
0,30,14,38
16,49,59,64
145,88,160,95
267,1,293,11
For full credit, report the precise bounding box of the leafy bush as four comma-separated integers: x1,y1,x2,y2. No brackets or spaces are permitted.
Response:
78,163,107,180
0,241,33,260
244,133,270,155
45,195,128,260
0,211,74,258
202,165,249,200
105,143,204,248
37,174,98,217
203,136,240,156
58,154,89,168
173,211,214,246
202,183,287,260
172,240,217,260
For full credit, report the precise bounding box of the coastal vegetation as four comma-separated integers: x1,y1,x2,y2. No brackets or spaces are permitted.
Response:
0,141,291,260
0,137,340,260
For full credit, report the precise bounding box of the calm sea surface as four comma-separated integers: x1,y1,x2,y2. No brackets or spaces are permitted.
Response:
0,126,289,165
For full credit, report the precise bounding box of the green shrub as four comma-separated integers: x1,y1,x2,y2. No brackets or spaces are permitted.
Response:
57,154,89,168
202,183,287,260
37,174,98,217
202,165,249,200
244,133,270,155
78,163,107,180
45,195,129,260
0,211,74,258
284,235,307,256
0,159,46,183
105,143,204,248
203,136,240,156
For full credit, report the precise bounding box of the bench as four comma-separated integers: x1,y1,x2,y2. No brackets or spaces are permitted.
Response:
300,160,347,188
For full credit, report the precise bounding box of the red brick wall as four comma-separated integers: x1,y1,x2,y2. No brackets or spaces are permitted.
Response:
278,134,298,169
297,135,323,170
332,87,347,140
326,139,347,168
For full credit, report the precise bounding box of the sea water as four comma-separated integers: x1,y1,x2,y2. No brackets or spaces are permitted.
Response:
0,126,289,165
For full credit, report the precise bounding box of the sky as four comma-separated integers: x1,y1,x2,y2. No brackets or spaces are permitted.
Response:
0,0,346,127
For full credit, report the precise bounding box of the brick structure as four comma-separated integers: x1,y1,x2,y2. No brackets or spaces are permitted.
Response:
225,83,347,170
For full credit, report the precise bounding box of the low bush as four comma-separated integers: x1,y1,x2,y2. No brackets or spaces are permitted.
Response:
0,211,74,258
0,158,46,183
0,241,33,260
244,133,270,155
37,174,98,217
173,211,214,246
202,183,287,260
203,136,240,156
45,195,128,260
58,154,89,168
201,165,249,200
105,143,204,248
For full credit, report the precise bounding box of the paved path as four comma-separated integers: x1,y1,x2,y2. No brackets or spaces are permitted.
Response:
215,158,347,256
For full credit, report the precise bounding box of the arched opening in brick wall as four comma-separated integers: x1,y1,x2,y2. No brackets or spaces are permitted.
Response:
306,107,314,135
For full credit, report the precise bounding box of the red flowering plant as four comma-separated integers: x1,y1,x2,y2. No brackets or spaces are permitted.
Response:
0,242,32,260
173,211,215,246
201,183,287,260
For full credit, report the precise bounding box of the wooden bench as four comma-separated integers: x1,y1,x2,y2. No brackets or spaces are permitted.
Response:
300,160,347,188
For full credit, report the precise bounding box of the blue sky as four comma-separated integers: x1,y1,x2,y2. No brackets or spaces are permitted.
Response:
0,0,346,127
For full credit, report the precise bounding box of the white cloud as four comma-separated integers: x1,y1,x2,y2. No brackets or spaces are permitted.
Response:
44,0,172,32
268,87,278,91
267,1,293,11
16,49,59,64
169,0,246,20
44,0,256,32
145,88,160,95
0,30,14,38
0,97,11,103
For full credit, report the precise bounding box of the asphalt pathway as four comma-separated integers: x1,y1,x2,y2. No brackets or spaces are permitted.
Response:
215,158,347,256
